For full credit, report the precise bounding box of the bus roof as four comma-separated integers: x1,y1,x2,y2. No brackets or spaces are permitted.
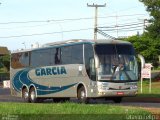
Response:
11,39,131,53
44,39,131,46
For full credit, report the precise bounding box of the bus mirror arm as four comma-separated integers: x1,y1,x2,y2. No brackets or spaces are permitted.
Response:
138,54,145,69
95,55,99,69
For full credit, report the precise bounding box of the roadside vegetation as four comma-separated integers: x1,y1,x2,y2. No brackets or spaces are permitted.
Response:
0,54,10,84
124,1,160,69
137,81,160,98
0,102,152,120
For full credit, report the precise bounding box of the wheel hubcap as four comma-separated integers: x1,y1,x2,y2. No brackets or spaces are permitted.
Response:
24,92,28,99
31,91,35,100
80,91,85,99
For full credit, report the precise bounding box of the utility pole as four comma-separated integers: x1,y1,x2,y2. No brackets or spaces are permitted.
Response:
143,19,148,33
87,3,106,41
115,12,118,38
138,19,148,33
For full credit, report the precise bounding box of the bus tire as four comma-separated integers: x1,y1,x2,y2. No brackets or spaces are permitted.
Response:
22,88,29,102
29,87,38,103
113,97,122,103
77,86,89,104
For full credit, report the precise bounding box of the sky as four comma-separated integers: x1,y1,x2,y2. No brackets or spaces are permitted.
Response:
0,0,150,51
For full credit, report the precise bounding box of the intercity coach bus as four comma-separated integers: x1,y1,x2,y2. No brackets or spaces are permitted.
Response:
10,39,138,103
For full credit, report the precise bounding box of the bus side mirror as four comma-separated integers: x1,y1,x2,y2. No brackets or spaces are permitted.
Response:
95,55,99,69
138,54,145,69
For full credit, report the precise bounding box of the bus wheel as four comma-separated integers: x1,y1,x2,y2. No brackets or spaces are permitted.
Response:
113,97,122,103
29,87,38,103
22,88,29,102
77,86,89,104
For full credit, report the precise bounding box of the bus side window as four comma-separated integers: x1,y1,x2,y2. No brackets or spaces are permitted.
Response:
61,46,72,64
89,58,96,80
71,44,83,64
84,44,96,81
31,49,51,67
11,52,29,69
55,48,61,64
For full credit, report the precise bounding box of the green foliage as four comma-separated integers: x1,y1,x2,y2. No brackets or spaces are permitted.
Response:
124,35,160,67
0,54,10,72
134,0,160,67
139,0,160,38
0,103,152,120
138,81,160,96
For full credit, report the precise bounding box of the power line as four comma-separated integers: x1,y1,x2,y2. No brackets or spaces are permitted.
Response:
0,22,144,39
0,22,57,30
98,20,143,27
0,21,143,30
105,28,143,33
97,21,144,38
0,24,144,39
98,22,144,28
0,20,145,30
100,25,143,31
119,28,143,32
0,28,93,39
0,14,146,25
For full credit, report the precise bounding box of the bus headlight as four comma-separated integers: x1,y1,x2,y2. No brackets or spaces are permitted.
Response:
130,85,138,89
97,82,109,91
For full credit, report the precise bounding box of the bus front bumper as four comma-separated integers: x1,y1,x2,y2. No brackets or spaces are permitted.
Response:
97,89,138,97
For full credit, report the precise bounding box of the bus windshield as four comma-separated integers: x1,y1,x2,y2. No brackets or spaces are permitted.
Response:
95,44,138,81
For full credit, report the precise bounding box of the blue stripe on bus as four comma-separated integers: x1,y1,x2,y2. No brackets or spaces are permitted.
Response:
12,69,77,95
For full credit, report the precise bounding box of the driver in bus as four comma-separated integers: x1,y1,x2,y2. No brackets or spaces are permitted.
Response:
112,63,125,80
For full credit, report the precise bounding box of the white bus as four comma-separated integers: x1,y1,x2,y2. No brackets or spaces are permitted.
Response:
10,39,138,103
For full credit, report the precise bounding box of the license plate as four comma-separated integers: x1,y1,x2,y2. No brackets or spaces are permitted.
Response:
117,92,124,95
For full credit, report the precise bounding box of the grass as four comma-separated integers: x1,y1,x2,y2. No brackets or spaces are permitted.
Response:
152,67,160,71
0,102,152,120
137,81,160,98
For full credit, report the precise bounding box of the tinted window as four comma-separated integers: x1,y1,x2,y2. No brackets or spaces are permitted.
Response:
84,44,96,81
31,49,51,67
56,44,83,65
54,48,61,64
61,46,72,64
95,44,135,55
50,48,56,65
12,44,84,68
116,44,135,55
11,52,29,69
71,44,83,64
85,44,94,68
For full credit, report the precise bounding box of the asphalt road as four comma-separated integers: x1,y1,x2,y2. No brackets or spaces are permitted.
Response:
0,87,23,102
0,88,160,109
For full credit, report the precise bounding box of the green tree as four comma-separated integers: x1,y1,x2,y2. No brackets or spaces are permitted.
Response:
125,35,160,67
139,0,160,39
0,54,10,71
